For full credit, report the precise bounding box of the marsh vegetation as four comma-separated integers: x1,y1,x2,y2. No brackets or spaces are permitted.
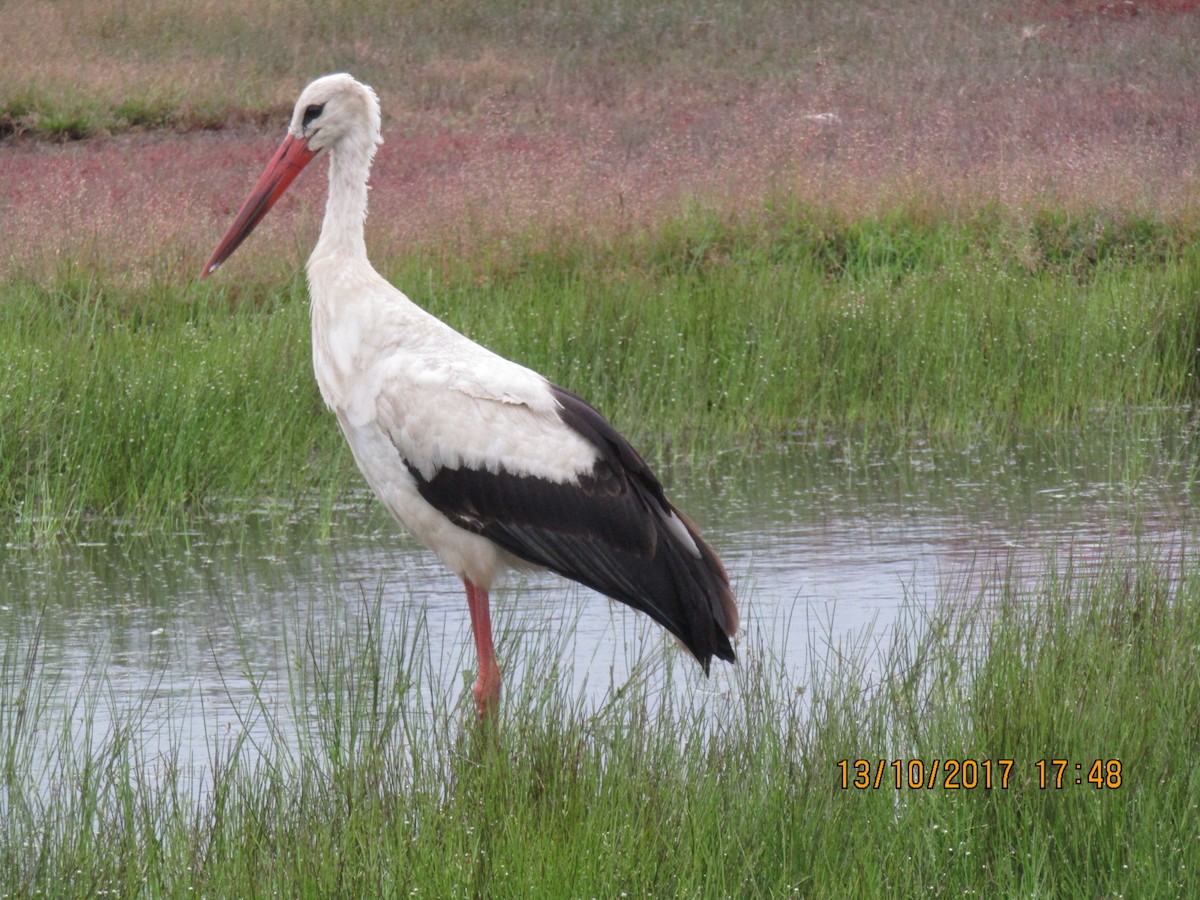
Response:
3,0,1200,894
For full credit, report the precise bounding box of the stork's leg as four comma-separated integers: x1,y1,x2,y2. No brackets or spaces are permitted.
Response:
464,578,501,719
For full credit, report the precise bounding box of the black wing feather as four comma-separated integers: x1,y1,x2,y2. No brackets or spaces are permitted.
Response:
403,384,737,670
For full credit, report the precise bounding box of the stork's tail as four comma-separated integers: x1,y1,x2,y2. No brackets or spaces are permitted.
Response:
653,505,738,671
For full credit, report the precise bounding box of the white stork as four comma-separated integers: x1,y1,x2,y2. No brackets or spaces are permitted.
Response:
200,73,738,719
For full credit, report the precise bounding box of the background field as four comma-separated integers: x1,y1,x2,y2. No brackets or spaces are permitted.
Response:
5,0,1200,276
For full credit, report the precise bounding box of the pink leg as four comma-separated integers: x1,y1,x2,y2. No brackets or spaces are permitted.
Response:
464,578,502,720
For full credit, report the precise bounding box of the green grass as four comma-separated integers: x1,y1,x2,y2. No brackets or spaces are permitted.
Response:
0,81,212,141
3,549,1199,896
3,205,1199,540
0,271,353,542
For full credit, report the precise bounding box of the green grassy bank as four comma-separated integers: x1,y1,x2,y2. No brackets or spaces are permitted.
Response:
3,206,1199,540
2,548,1198,896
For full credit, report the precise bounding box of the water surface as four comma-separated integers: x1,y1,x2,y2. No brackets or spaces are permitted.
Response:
2,436,1195,787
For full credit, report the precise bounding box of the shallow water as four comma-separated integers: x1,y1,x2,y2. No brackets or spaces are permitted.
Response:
2,435,1196,788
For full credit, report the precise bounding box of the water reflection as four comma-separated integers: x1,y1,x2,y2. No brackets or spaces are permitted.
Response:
2,435,1197,788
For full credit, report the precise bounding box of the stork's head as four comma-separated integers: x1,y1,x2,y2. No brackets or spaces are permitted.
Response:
288,73,382,154
200,73,381,279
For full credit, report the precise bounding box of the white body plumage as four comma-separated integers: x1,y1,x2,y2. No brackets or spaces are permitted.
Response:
308,252,599,588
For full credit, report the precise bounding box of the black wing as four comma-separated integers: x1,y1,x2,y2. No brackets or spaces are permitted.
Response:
403,384,737,670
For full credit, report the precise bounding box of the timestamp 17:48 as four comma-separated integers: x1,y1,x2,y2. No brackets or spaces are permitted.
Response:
1035,758,1122,789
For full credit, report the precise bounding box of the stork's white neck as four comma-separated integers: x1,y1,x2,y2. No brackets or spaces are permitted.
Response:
313,136,375,262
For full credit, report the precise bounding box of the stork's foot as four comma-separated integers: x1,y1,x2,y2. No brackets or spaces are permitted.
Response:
472,668,502,721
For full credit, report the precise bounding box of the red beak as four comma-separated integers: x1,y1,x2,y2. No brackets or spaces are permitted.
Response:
200,134,319,279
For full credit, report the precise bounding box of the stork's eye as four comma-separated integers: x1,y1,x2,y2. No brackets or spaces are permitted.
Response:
302,103,325,129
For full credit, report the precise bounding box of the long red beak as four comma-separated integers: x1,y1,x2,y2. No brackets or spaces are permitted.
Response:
200,134,319,279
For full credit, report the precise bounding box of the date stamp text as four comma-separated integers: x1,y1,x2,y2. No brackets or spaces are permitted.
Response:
835,758,1122,790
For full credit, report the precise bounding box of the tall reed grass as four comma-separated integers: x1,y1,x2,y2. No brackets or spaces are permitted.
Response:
3,206,1199,540
3,547,1198,896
